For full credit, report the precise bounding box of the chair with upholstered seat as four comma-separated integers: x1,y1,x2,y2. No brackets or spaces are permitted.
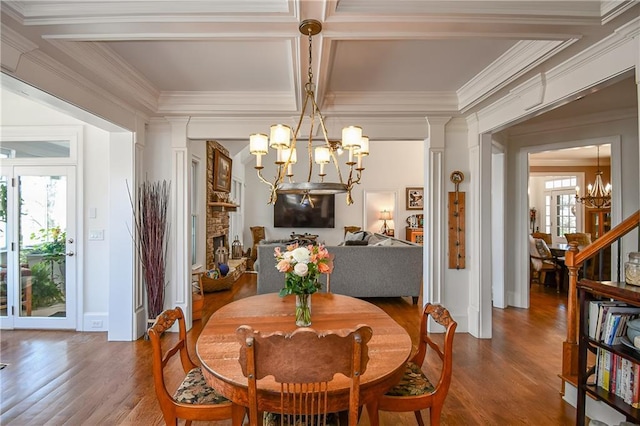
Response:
529,235,561,290
148,307,241,425
366,303,456,426
237,324,373,426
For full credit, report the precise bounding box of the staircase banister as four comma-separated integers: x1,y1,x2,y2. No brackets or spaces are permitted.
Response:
565,209,640,267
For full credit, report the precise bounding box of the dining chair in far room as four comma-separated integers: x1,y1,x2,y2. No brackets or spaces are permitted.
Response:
249,226,266,270
148,307,240,425
528,235,561,290
366,303,457,426
236,324,373,426
344,226,362,236
531,232,552,245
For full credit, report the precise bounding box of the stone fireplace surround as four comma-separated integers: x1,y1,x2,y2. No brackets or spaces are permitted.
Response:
206,141,231,269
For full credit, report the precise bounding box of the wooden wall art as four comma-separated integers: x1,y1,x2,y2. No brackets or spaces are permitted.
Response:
448,171,466,269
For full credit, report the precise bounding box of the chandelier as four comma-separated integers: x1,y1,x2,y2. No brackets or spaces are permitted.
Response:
575,145,611,209
249,19,368,205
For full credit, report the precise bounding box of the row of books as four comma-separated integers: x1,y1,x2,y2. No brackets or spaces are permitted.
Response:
595,349,640,407
588,301,640,343
589,301,640,408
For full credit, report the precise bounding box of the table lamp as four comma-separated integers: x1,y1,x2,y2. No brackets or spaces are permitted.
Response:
380,210,392,235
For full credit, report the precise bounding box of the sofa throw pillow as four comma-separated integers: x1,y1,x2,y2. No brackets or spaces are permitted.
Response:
345,231,364,242
367,234,384,246
345,240,368,246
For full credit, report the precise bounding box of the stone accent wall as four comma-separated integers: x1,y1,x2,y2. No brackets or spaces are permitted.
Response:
206,140,231,269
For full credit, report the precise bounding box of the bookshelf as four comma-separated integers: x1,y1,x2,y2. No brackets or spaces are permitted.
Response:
577,280,640,425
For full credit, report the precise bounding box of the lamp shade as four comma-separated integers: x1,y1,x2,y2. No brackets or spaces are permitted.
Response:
277,148,297,164
342,126,362,150
249,133,268,155
355,136,369,156
314,146,331,164
380,210,392,220
270,124,291,148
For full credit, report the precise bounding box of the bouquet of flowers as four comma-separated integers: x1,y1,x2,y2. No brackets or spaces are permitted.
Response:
274,243,334,297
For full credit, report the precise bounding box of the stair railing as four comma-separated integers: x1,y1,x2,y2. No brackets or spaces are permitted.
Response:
562,209,640,383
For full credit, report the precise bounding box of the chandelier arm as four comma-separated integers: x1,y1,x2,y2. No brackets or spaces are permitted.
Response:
255,169,279,204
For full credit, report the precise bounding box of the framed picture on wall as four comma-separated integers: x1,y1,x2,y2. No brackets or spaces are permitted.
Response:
213,149,232,192
406,187,424,210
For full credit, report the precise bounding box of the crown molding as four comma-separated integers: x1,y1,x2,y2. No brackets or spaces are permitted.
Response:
0,23,39,72
324,91,459,115
13,1,293,25
46,39,159,112
157,91,296,114
506,107,637,137
476,20,638,133
458,39,578,113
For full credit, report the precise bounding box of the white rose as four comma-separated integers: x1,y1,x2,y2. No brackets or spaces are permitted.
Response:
291,247,311,264
293,262,309,277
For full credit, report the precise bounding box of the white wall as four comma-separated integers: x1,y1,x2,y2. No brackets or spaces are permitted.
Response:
242,139,424,247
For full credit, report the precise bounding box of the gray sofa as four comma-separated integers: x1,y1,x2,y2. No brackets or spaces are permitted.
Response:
255,234,422,304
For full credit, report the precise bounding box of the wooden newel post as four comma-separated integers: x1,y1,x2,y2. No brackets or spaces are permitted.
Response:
563,242,581,379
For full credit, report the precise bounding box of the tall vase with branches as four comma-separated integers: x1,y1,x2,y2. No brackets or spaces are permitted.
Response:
129,180,170,320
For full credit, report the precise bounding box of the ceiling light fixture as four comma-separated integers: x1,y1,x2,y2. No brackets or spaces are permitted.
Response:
575,145,611,209
249,19,368,205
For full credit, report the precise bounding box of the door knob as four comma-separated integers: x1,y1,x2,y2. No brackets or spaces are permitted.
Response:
66,251,75,257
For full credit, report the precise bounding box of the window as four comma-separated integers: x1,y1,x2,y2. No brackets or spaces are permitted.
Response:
543,177,578,241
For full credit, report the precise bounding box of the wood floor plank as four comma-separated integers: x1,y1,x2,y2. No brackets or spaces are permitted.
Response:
0,274,575,425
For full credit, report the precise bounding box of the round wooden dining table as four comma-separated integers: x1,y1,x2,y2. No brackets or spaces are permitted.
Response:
196,292,412,425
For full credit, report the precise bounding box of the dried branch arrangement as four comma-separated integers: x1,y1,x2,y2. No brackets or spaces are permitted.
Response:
129,180,171,319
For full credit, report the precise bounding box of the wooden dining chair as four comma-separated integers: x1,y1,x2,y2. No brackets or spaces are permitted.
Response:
528,235,561,289
148,307,239,425
236,324,373,426
366,304,457,426
531,232,552,245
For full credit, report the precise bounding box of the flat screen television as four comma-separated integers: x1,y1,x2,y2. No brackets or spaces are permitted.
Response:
274,194,335,228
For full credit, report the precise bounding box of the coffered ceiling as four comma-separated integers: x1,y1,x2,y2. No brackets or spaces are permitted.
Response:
1,1,638,131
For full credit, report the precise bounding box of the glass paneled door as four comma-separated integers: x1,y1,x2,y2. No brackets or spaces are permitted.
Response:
0,166,76,329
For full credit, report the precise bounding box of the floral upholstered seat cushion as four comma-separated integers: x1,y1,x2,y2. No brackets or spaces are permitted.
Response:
384,361,435,397
264,412,340,426
173,367,230,405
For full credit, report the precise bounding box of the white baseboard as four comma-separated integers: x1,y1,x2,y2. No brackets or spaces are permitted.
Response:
563,382,625,425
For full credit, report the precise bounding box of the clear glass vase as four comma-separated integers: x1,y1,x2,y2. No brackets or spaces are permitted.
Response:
295,294,312,327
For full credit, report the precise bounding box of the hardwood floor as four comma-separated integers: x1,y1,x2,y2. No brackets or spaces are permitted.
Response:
0,274,575,425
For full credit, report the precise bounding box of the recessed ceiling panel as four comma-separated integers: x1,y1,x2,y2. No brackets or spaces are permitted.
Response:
105,39,292,92
328,39,518,92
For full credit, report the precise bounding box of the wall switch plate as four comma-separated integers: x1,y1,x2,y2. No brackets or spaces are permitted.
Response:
88,229,104,240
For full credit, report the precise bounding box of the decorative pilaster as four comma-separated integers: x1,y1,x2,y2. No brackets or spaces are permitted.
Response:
424,116,450,307
166,117,191,322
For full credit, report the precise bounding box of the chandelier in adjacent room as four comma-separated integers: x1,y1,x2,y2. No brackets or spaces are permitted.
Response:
575,145,612,209
249,19,368,205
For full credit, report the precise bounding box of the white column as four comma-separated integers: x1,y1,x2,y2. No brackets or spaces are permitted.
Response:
165,117,192,327
466,121,493,339
108,131,136,341
423,116,450,307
